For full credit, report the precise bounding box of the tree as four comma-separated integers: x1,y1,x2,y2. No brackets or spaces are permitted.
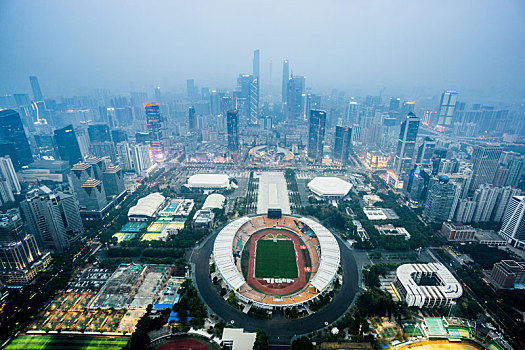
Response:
129,331,151,350
292,337,313,350
253,329,269,350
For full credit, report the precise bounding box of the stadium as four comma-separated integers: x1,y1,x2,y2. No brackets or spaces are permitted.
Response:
213,212,340,310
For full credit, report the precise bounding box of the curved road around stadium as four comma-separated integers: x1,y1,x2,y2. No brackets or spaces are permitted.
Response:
191,226,359,346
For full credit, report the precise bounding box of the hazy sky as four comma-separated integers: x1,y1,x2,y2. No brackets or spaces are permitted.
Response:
1,0,524,101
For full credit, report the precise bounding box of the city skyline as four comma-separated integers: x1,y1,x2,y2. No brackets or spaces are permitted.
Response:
0,1,524,102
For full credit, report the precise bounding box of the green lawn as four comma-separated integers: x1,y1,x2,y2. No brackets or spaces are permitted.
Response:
5,335,129,350
255,239,298,278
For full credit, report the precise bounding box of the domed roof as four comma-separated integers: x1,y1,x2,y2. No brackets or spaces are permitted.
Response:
438,174,450,183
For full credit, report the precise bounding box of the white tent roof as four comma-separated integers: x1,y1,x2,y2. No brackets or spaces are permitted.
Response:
128,192,165,218
307,177,353,197
300,217,341,292
213,217,251,290
202,193,226,210
187,174,229,188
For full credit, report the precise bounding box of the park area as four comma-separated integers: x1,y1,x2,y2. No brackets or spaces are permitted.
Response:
255,239,298,278
5,335,128,350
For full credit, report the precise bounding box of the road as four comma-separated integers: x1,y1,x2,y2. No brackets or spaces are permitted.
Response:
191,227,359,346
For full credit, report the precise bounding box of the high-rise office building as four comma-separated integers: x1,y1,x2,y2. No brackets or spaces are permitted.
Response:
416,137,436,164
29,76,44,101
116,141,133,172
333,125,352,165
154,86,162,103
499,196,525,249
286,75,306,120
437,90,458,126
307,110,327,163
21,186,83,252
188,106,197,131
393,112,420,177
187,79,196,101
468,144,503,193
0,209,47,285
253,49,260,78
227,110,239,152
505,157,525,188
405,165,430,204
88,123,111,143
282,59,289,104
145,103,165,162
54,124,83,166
423,175,460,222
249,77,259,123
471,184,501,223
132,143,153,175
492,186,522,222
0,156,21,194
0,109,33,169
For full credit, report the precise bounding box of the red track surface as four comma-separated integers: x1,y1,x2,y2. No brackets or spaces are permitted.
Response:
157,338,212,350
247,230,307,295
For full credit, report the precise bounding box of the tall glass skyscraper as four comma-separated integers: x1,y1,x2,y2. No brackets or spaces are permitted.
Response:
286,75,306,120
227,110,239,152
282,59,289,104
468,144,502,193
307,110,327,163
253,49,260,78
0,109,33,169
188,106,196,131
145,103,165,162
333,125,352,165
29,75,44,101
437,90,458,126
393,112,420,176
54,124,83,166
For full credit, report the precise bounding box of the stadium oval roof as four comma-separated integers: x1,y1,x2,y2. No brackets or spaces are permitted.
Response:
128,192,166,218
213,215,340,294
307,177,353,197
187,174,229,188
202,193,226,210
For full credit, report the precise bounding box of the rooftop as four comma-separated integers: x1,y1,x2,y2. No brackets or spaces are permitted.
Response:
307,176,353,196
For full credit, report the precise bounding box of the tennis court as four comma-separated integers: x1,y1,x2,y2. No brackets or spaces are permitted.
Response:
425,317,447,336
121,222,146,232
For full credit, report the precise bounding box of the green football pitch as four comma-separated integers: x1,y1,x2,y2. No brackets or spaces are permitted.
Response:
5,335,129,350
255,239,298,278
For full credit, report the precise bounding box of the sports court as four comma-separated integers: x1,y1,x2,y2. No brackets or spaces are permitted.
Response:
5,335,128,350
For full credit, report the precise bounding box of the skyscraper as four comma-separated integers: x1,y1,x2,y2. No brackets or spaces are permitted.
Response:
154,86,162,103
423,175,460,222
286,75,306,120
499,196,525,249
468,144,502,193
253,49,260,78
505,157,525,188
145,103,165,162
227,110,239,152
21,186,83,252
0,209,45,285
307,110,327,163
29,75,44,101
132,143,153,174
0,109,33,169
249,77,259,123
393,112,420,177
188,106,197,131
186,79,196,101
416,137,436,164
282,59,289,104
236,74,259,123
0,156,21,194
437,90,458,126
54,124,83,166
333,125,352,165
